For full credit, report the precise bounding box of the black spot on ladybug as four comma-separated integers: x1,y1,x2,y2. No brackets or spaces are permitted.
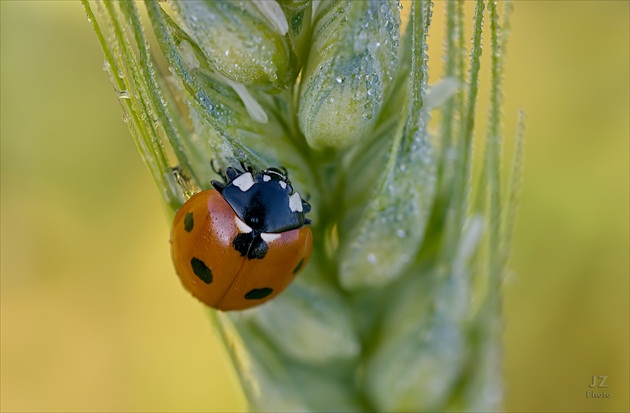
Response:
232,233,252,256
190,257,212,284
184,212,194,232
244,287,273,300
248,236,268,259
232,232,268,259
292,257,305,275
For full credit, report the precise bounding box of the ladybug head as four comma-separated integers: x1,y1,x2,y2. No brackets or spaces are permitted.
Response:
211,166,311,233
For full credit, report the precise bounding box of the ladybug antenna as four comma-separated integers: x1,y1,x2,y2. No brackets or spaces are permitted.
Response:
210,159,231,184
210,159,220,174
239,161,254,174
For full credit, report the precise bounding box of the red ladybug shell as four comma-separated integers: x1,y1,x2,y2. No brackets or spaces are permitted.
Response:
171,190,312,311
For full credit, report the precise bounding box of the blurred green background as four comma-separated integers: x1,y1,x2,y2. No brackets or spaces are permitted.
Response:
1,1,628,412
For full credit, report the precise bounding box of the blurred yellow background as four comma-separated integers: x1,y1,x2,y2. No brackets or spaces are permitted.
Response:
1,1,628,412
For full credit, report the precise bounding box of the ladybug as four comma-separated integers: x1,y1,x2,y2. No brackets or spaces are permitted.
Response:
170,165,312,311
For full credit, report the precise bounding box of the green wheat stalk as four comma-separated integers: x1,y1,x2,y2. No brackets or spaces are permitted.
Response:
83,0,524,410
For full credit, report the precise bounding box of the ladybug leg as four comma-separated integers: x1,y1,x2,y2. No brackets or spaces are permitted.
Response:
303,199,312,225
172,165,186,182
172,165,197,197
225,167,241,182
265,166,288,179
302,199,312,214
211,180,225,193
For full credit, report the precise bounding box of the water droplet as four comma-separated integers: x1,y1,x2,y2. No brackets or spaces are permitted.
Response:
396,229,406,238
367,253,378,264
335,75,344,84
357,30,368,47
118,90,130,99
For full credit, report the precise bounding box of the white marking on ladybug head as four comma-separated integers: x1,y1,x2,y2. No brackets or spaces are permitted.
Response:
261,232,281,243
289,192,303,212
263,174,271,182
233,172,255,192
234,216,253,233
279,181,287,189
